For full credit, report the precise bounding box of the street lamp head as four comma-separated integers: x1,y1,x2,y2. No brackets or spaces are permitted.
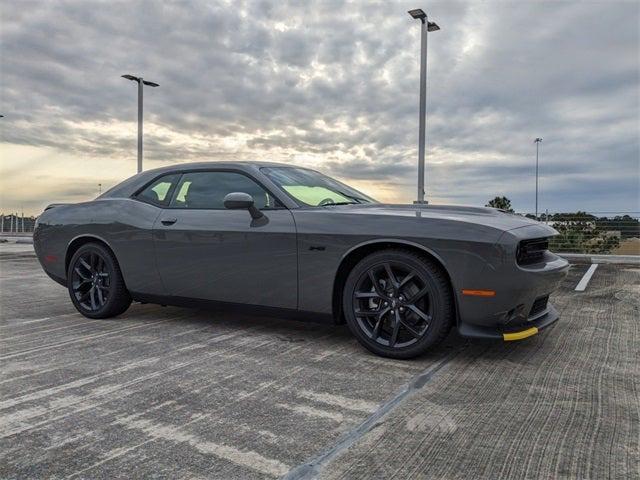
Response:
534,137,543,143
122,75,159,87
408,9,426,20
427,21,440,32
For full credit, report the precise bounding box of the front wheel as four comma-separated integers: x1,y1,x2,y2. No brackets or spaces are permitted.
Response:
67,243,131,319
343,249,453,359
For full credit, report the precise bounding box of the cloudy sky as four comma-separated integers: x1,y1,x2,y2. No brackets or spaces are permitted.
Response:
1,0,638,216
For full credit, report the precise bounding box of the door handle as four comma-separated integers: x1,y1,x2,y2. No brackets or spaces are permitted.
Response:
160,217,177,226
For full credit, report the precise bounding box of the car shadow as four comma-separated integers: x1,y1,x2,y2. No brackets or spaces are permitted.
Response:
116,302,477,362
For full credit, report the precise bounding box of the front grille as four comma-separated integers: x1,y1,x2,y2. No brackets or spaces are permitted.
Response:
529,295,549,318
517,238,549,265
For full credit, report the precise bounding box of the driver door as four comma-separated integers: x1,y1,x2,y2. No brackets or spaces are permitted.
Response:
152,170,298,309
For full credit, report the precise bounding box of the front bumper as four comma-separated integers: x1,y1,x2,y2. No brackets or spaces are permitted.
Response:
458,302,561,340
455,229,570,341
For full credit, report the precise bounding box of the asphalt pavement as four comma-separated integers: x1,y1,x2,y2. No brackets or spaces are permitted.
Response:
0,246,637,479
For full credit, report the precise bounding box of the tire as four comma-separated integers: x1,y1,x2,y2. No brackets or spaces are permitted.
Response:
343,249,453,359
67,242,132,319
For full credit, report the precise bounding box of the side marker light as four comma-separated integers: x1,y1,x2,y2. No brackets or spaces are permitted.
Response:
461,289,496,297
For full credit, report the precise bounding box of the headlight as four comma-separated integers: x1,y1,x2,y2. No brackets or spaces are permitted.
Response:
516,238,549,265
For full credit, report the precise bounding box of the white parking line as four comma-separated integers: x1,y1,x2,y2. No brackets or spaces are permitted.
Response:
575,264,598,292
283,345,466,480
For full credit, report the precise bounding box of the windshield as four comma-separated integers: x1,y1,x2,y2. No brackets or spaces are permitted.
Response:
261,167,377,207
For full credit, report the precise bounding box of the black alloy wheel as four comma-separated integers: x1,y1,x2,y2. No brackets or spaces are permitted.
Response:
71,251,111,312
353,261,433,348
67,243,131,319
343,250,453,359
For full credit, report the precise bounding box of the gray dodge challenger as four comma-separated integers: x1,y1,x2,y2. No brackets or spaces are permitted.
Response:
34,162,569,358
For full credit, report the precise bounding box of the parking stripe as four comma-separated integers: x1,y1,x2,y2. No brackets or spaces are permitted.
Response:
575,264,598,292
282,344,468,480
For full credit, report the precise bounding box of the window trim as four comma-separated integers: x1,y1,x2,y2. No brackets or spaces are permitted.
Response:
131,168,286,211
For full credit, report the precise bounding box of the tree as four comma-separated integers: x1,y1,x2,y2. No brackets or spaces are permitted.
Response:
486,196,514,213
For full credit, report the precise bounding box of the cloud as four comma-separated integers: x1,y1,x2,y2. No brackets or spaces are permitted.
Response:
0,0,638,215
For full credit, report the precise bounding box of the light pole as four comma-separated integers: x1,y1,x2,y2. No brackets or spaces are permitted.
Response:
408,8,440,204
122,75,159,173
534,137,542,217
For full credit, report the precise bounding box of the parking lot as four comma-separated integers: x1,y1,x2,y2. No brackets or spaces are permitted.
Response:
1,244,638,479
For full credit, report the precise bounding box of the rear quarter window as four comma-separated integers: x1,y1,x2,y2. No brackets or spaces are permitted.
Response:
135,174,181,206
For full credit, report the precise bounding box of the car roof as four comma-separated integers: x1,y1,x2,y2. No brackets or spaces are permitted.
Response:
145,161,295,174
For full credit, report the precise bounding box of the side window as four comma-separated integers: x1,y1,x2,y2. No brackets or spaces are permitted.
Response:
136,174,180,206
170,171,278,210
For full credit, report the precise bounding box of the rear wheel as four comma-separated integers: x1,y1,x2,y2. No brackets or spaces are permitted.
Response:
67,243,131,319
343,249,453,359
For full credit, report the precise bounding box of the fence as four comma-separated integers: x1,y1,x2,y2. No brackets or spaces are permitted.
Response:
1,210,639,255
0,214,36,234
518,211,640,255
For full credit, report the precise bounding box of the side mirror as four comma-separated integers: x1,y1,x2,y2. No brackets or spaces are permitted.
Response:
223,192,263,219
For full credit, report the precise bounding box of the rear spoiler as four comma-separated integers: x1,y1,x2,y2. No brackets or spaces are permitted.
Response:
44,203,70,211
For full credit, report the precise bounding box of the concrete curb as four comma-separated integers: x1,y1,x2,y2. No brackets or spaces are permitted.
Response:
0,237,34,244
560,253,639,265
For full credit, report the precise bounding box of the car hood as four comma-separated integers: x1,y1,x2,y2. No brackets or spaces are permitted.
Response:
325,203,547,232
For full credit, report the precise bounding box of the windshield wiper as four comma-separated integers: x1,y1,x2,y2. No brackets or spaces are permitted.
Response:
325,201,360,206
336,193,366,204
